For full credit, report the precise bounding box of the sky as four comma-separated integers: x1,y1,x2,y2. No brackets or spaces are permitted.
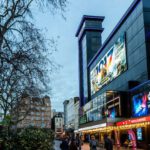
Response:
33,0,134,111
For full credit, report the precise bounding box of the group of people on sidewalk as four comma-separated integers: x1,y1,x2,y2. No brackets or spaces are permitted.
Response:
60,134,113,150
89,134,113,150
60,135,81,150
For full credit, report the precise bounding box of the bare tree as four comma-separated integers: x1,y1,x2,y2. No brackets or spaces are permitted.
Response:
0,0,67,119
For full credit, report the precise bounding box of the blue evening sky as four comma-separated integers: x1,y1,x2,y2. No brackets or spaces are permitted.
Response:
34,0,134,111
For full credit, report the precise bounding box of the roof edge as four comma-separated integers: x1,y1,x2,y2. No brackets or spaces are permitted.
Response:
75,15,105,37
88,0,141,67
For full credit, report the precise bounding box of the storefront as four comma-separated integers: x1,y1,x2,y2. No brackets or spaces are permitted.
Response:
79,91,128,124
116,116,150,149
78,123,115,146
115,81,150,149
78,90,128,146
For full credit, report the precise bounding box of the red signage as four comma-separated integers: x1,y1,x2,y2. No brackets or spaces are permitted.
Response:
116,116,150,126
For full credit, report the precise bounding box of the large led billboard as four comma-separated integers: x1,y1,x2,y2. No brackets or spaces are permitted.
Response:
132,91,150,117
90,35,127,95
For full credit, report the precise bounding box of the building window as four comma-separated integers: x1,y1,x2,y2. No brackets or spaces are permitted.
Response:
82,36,88,105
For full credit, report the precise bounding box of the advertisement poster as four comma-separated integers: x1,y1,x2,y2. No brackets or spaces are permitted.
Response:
108,107,117,118
90,35,127,95
137,128,142,141
132,91,150,117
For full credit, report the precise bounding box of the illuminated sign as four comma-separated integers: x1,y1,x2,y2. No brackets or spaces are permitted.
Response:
116,116,150,126
78,123,107,131
137,128,142,141
90,35,127,95
132,91,150,117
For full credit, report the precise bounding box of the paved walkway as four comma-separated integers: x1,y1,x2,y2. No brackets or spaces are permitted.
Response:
81,143,144,150
54,141,144,150
54,140,61,150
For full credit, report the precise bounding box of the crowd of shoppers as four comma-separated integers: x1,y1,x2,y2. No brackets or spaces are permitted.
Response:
60,135,81,150
60,134,113,150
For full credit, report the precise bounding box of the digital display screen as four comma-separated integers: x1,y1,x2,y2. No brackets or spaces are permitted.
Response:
90,35,127,95
137,128,142,141
108,107,116,118
108,105,120,118
132,91,150,117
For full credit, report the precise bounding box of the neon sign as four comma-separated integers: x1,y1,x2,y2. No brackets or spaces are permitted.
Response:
116,116,150,126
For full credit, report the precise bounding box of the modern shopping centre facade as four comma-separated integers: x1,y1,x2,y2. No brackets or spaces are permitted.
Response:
76,0,150,149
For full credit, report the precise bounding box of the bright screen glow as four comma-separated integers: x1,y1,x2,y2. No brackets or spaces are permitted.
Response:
108,105,120,119
132,91,150,117
90,35,127,95
108,107,116,118
137,128,142,141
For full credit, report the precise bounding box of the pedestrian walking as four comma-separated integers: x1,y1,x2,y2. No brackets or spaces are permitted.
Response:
75,134,81,150
60,137,69,150
104,134,113,150
89,135,99,150
69,139,78,150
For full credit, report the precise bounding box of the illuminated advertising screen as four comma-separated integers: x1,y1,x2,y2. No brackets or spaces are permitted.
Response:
108,106,119,119
107,97,120,119
90,35,127,95
137,128,142,141
132,91,150,117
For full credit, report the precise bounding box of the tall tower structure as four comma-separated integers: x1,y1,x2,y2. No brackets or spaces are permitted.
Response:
76,15,104,107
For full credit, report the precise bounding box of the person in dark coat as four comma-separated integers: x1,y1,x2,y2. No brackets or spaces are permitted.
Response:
89,135,99,150
69,139,78,150
60,137,69,150
75,134,81,150
104,134,113,150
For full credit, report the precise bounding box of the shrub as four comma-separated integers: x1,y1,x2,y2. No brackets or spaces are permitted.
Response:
0,127,54,150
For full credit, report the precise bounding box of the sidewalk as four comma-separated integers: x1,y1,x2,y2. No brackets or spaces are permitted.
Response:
81,143,101,150
81,143,144,150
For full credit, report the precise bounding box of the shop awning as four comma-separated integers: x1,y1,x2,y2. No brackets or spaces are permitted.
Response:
78,123,107,132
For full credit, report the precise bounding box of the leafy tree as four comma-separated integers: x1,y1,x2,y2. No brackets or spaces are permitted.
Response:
0,0,67,119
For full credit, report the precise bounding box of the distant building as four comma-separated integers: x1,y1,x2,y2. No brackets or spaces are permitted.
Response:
51,112,64,138
63,97,79,132
74,100,79,131
14,95,51,128
63,100,69,130
54,112,64,133
51,109,57,119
